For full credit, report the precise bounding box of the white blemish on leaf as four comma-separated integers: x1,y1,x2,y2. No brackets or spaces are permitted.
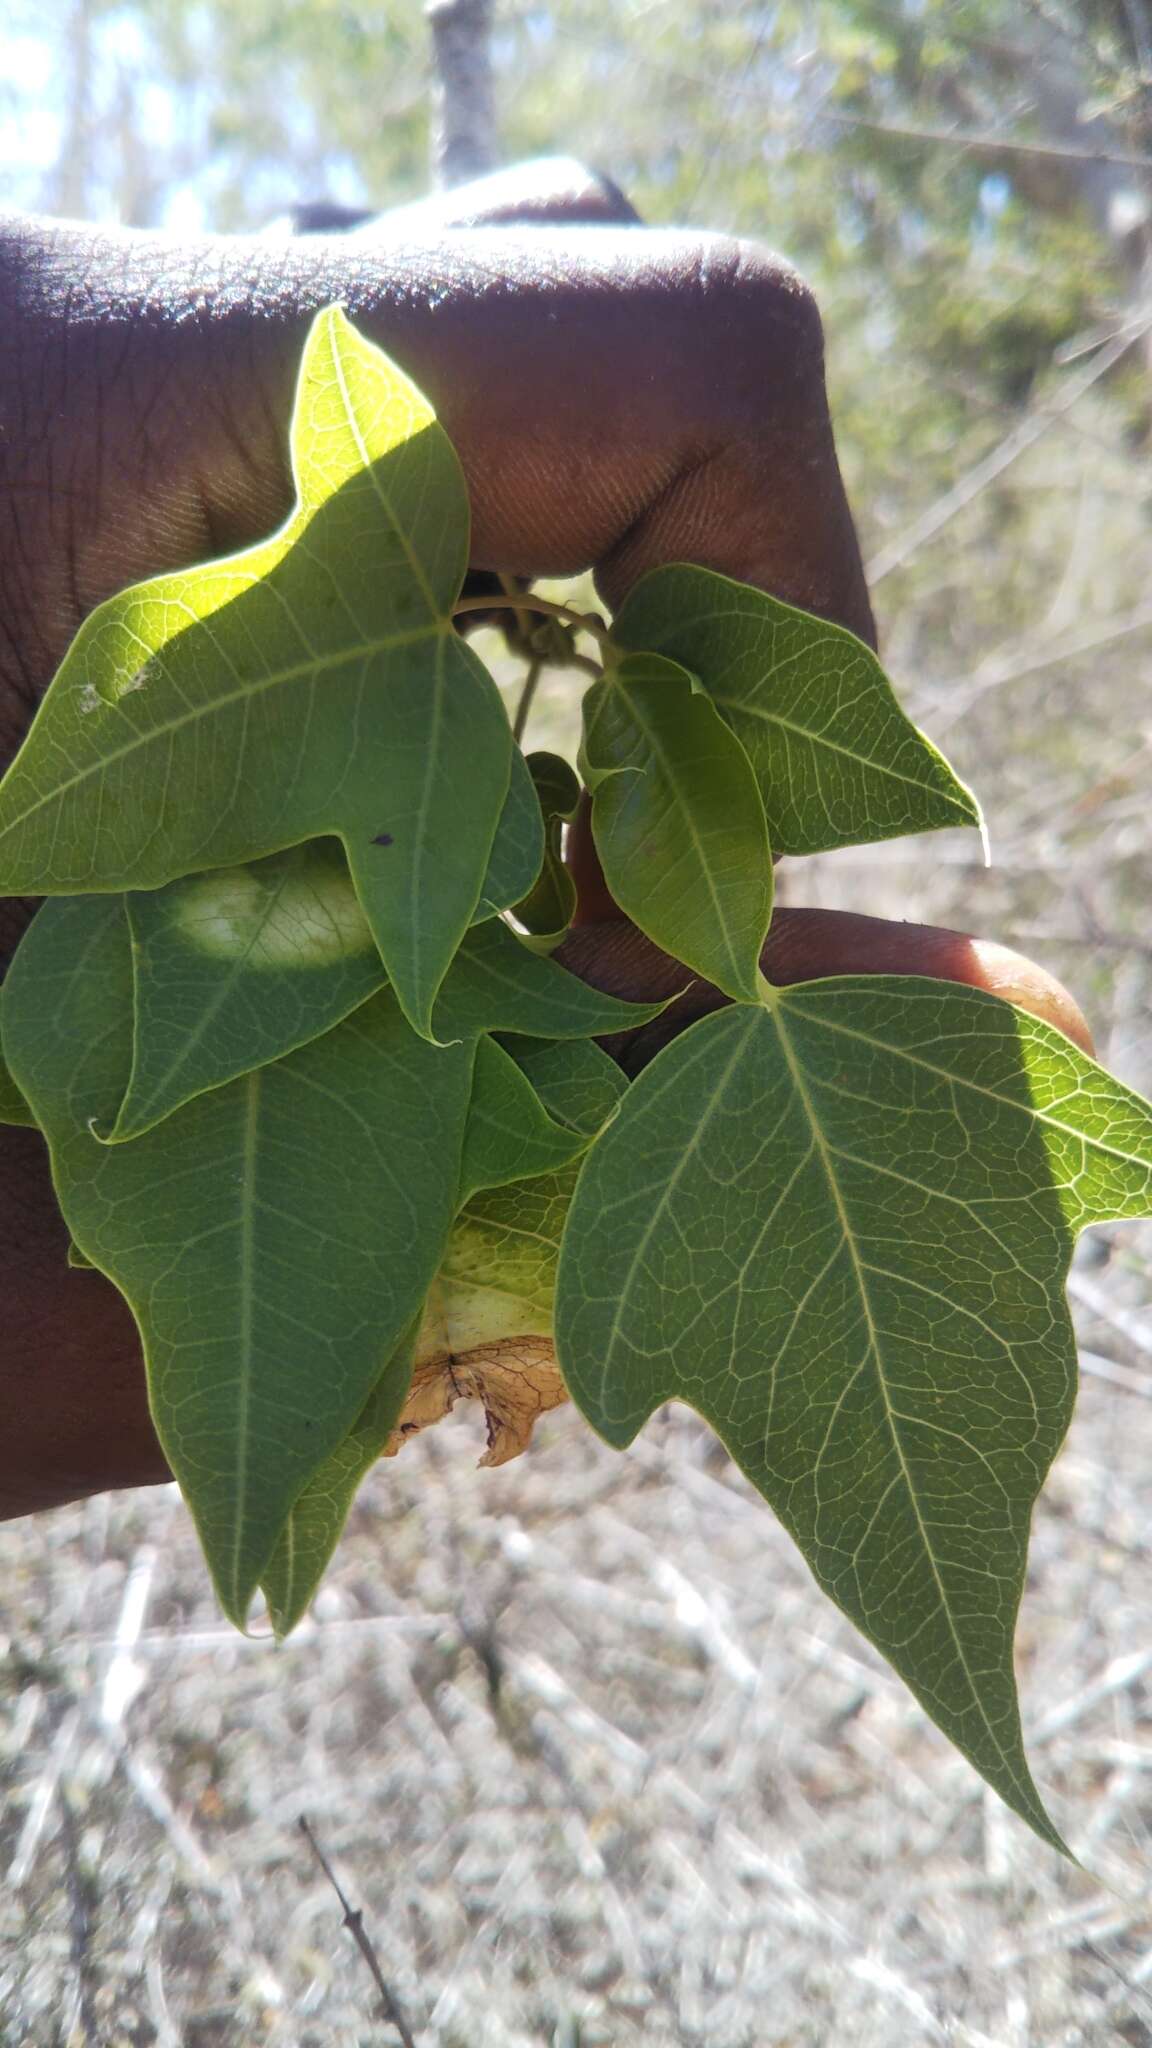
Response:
173,854,374,968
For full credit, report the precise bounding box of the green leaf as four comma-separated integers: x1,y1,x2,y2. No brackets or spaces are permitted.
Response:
612,565,982,857
581,651,773,1001
260,1315,421,1638
67,1239,94,1270
262,1036,593,1634
109,842,385,1140
432,917,668,1043
475,744,546,923
555,978,1152,1848
511,750,579,942
459,1036,588,1203
500,1036,626,1135
0,1043,36,1126
3,894,474,1625
112,785,552,1141
0,306,512,1038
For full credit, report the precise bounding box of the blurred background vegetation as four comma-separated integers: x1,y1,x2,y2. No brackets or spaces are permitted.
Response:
4,7,1152,2043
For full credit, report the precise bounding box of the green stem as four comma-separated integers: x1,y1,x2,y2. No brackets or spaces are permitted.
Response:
451,591,613,653
512,657,544,745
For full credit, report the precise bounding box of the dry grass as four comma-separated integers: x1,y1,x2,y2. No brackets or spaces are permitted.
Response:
3,1237,1152,2046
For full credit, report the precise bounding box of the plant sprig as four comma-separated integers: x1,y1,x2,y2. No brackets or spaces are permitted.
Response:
3,306,1150,1851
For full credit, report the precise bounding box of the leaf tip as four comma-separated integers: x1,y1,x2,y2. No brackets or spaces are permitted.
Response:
978,809,993,869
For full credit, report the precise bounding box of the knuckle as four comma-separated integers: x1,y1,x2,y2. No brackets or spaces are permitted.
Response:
696,233,827,411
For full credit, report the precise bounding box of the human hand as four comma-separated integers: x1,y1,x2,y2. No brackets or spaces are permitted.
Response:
0,160,1087,1516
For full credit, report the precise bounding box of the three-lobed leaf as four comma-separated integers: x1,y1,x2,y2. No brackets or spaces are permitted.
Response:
3,893,475,1625
581,650,773,1002
555,976,1152,1847
0,307,514,1039
613,565,982,857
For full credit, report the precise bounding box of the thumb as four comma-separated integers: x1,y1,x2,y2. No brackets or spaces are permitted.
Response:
554,909,1094,1071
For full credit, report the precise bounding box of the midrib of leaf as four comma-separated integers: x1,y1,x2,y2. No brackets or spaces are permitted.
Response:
0,621,441,843
592,1007,760,1418
229,1066,263,1619
326,320,441,619
790,999,1152,1180
818,1145,1040,1349
275,1506,299,1626
595,680,751,996
713,689,972,806
764,986,1035,1810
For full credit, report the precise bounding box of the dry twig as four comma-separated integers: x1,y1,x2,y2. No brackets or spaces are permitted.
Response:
298,1813,418,2047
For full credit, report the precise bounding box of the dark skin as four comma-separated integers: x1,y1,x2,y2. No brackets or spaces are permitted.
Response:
0,161,1090,1520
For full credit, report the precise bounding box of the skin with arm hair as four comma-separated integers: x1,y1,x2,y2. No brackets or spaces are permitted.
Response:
0,162,1088,1517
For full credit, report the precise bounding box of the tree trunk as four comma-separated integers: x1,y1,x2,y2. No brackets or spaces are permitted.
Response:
426,0,498,189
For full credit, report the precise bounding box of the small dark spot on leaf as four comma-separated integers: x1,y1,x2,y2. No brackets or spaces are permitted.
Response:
372,833,394,847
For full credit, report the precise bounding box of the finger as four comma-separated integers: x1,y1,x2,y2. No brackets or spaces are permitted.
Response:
377,164,641,639
555,909,1095,1065
0,215,872,724
353,157,641,231
0,1127,170,1519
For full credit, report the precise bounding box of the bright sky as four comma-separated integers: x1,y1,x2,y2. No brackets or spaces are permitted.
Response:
2,1,229,229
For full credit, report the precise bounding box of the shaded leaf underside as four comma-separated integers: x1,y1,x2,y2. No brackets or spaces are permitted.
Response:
2,894,473,1623
581,651,773,1003
556,977,1152,1847
613,564,982,856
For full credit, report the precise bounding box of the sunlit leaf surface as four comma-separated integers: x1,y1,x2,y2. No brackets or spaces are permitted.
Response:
0,308,513,1037
111,842,384,1139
